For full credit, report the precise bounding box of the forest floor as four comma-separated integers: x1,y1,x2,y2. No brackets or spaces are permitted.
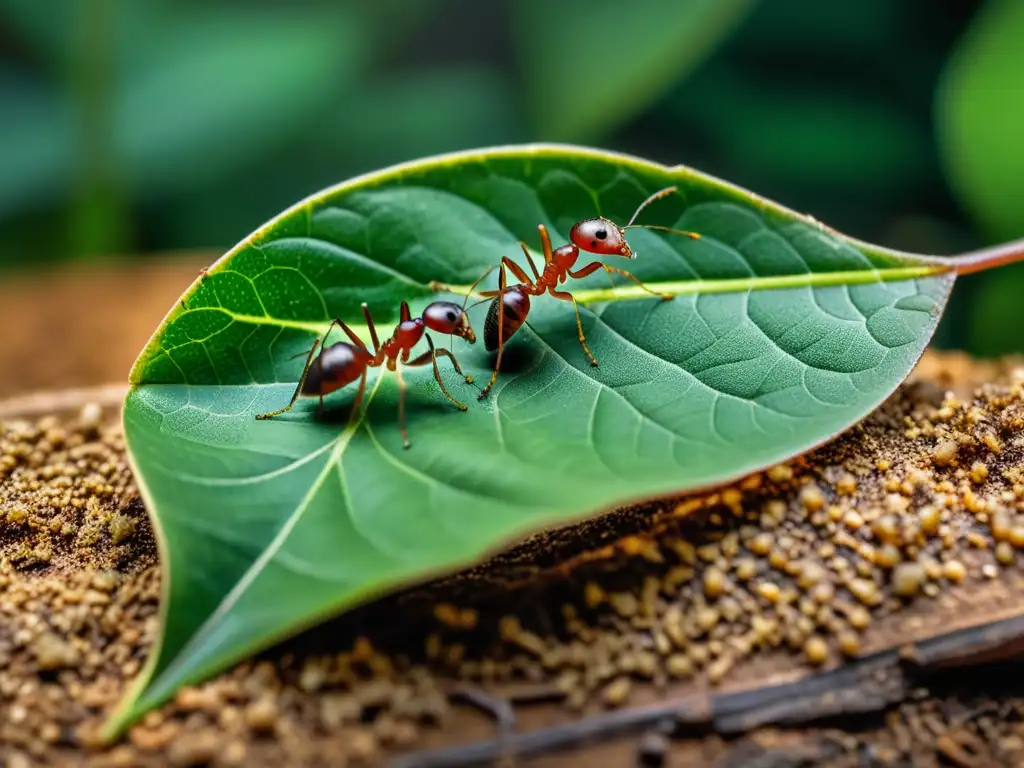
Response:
3,258,1024,767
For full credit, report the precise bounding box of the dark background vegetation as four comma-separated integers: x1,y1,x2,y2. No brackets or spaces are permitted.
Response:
1,0,1021,355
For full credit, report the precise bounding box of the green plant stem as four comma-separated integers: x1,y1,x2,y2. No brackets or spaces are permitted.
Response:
950,237,1024,275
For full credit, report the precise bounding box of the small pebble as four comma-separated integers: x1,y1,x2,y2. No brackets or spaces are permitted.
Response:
837,631,860,657
757,582,781,603
943,560,967,583
875,544,901,569
734,558,757,581
843,511,864,530
603,677,631,707
891,563,926,598
990,509,1012,541
666,654,693,679
847,605,872,630
703,567,726,598
848,578,882,606
932,440,957,466
919,506,941,534
748,532,773,556
803,635,829,665
996,541,1016,565
33,633,78,671
168,730,220,767
800,484,826,512
244,697,278,734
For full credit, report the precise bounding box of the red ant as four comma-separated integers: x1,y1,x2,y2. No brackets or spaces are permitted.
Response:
255,299,477,449
439,186,700,400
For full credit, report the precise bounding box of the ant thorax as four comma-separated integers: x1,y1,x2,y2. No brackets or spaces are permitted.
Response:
386,320,425,357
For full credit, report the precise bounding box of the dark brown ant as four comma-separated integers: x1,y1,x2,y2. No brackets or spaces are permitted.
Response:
445,186,700,400
255,299,477,449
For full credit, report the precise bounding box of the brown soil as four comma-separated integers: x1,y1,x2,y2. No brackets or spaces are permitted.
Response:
3,259,1024,767
0,253,214,401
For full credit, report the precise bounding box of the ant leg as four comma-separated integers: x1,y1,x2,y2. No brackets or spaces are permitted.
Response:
604,265,672,300
549,288,598,366
345,368,368,429
395,365,411,449
569,261,672,300
479,263,510,400
320,314,372,353
407,335,469,411
478,256,533,298
408,336,472,386
537,224,555,264
519,241,542,282
255,320,340,420
360,304,381,353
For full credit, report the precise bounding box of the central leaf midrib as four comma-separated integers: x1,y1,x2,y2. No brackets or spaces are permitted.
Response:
198,263,947,342
445,263,947,305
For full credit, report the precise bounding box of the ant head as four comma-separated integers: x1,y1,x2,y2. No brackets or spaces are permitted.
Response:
422,301,476,343
570,218,632,259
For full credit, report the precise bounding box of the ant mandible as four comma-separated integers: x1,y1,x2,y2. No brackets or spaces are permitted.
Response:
443,186,700,400
255,299,477,449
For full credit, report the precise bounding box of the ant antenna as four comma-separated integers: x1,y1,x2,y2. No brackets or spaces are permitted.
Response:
289,338,323,361
626,224,700,240
622,186,701,241
624,186,677,228
461,264,502,313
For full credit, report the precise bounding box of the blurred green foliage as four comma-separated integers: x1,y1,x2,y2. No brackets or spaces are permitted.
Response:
0,0,1021,355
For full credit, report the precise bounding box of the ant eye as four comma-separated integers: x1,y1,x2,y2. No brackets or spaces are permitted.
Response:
595,228,608,240
446,310,457,323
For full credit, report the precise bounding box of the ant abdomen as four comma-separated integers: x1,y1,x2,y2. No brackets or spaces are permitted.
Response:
484,287,530,352
300,342,370,397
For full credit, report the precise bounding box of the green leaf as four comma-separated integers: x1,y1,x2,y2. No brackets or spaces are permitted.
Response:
511,0,757,141
108,144,956,738
116,7,370,198
0,6,370,221
671,76,931,188
936,0,1024,242
0,71,73,219
0,0,75,63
